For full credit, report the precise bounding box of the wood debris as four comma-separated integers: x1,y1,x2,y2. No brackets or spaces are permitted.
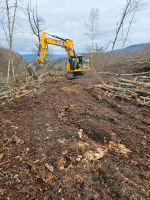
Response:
44,163,54,172
58,157,66,170
0,72,62,101
98,76,150,106
0,153,4,160
78,129,84,139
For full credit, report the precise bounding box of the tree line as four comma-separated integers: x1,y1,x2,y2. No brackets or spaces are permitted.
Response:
0,0,144,79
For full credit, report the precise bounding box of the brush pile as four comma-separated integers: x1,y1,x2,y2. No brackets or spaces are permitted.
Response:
0,72,63,101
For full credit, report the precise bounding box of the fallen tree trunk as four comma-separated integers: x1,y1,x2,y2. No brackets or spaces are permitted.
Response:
113,81,135,88
103,84,150,97
117,78,150,88
97,71,150,76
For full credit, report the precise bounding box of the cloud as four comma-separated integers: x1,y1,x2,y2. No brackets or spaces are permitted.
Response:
0,0,149,54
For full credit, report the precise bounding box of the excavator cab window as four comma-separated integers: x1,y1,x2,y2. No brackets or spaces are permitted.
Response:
69,57,76,70
82,56,89,64
78,55,89,65
69,56,89,70
78,56,83,65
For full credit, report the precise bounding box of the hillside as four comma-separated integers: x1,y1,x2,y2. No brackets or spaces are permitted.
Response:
0,43,150,199
21,53,67,62
0,47,150,200
112,43,150,55
0,70,149,199
21,43,150,63
0,48,27,76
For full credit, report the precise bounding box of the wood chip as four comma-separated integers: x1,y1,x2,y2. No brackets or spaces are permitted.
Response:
45,163,54,172
57,138,66,145
0,153,4,160
78,129,83,139
58,157,66,170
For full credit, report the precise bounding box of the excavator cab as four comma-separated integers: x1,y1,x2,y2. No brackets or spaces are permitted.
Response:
66,55,90,79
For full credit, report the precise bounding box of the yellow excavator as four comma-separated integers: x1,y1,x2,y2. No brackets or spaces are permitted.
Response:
36,32,90,79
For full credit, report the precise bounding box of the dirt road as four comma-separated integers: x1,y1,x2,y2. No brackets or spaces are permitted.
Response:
0,75,150,199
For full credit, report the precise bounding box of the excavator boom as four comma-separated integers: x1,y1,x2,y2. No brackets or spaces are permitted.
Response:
37,32,90,78
37,32,75,65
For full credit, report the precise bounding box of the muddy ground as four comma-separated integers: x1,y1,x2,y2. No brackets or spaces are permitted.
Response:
0,62,150,199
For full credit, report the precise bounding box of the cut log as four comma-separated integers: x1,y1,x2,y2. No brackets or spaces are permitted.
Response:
117,78,150,88
103,84,150,97
97,71,150,76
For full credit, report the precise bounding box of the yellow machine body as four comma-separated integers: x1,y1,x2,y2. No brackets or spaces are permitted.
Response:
36,32,90,75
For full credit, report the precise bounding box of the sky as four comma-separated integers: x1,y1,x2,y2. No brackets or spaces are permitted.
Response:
0,0,150,54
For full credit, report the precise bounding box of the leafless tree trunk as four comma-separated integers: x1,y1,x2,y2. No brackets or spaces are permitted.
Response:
111,0,144,51
85,8,100,52
27,1,45,53
2,0,18,80
85,8,100,66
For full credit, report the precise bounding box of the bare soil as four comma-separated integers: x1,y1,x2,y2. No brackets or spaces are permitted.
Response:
0,68,150,199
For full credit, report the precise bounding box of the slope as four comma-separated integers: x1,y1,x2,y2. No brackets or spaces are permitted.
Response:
0,73,149,199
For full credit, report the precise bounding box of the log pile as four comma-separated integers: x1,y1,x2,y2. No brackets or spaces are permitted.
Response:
100,76,150,106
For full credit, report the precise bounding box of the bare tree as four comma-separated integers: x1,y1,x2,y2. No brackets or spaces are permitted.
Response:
85,8,100,52
111,0,144,51
85,8,100,68
2,0,18,79
27,1,45,53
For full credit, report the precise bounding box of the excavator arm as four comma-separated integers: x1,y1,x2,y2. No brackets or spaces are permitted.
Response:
37,32,75,66
36,32,90,78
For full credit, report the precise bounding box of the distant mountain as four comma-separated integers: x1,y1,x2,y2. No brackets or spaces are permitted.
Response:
112,43,150,54
21,43,150,62
21,53,67,62
21,54,37,62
